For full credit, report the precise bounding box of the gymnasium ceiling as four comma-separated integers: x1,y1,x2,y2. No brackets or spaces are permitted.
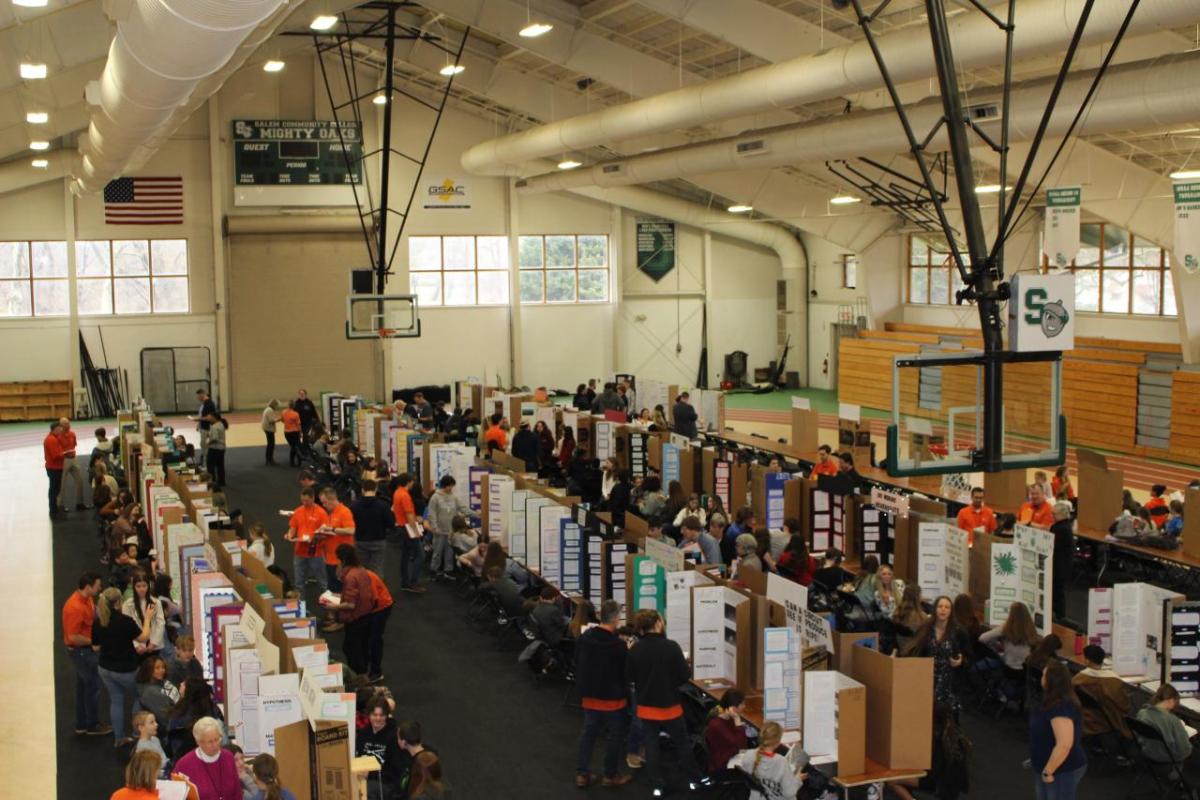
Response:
2,0,1198,240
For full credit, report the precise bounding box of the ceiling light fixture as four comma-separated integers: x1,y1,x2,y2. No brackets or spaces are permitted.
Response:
26,111,48,124
263,60,285,73
974,184,1011,194
29,140,49,150
1169,169,1200,180
19,62,47,79
373,94,388,105
830,195,861,205
520,22,553,37
727,204,753,213
439,64,465,76
13,0,49,7
310,14,338,30
557,159,582,170
31,158,49,168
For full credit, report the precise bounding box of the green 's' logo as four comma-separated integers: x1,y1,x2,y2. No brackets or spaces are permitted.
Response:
1023,288,1069,337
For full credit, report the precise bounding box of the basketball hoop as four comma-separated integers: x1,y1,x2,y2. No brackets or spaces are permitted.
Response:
376,328,394,339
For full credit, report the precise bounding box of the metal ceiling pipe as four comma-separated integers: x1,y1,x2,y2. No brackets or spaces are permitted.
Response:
569,183,809,382
461,0,1200,176
514,52,1200,193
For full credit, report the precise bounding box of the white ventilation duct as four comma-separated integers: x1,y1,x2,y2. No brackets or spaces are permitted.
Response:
74,0,289,193
461,0,1200,176
515,52,1200,193
569,183,809,381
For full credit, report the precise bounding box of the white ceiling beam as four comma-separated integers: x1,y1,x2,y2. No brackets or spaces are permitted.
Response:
631,0,850,64
414,0,704,97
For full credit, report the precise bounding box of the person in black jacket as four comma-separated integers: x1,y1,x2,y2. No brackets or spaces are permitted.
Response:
627,609,705,795
672,393,698,439
510,420,540,472
575,600,633,788
606,469,633,529
357,695,402,799
1049,501,1075,621
294,389,319,437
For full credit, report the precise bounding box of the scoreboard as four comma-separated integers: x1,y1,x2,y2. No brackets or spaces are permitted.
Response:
232,120,363,186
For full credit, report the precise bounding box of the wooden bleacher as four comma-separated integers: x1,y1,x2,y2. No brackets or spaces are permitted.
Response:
837,322,1197,466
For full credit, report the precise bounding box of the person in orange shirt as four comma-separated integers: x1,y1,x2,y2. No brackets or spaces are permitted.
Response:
281,400,304,467
809,444,839,479
1145,484,1170,528
110,750,199,800
955,486,997,546
391,473,425,594
285,487,330,592
1051,465,1076,502
318,486,357,594
1019,483,1055,529
483,414,509,455
63,570,109,736
44,420,67,516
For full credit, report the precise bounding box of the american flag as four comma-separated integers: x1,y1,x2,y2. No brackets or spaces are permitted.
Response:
103,177,184,225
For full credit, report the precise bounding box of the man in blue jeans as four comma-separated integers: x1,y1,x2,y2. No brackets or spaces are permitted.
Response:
61,571,110,736
574,599,633,788
285,487,330,592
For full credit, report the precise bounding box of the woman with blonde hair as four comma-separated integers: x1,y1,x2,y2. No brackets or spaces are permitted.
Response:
95,586,155,745
726,720,807,800
246,522,274,567
110,750,198,800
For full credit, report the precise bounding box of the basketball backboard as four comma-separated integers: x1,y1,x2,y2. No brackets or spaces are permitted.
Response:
346,294,420,339
885,349,1065,476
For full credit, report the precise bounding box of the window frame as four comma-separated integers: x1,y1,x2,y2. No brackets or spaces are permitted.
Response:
906,230,1175,317
842,253,858,289
1039,222,1175,317
517,233,610,305
74,238,191,316
406,234,511,308
0,241,68,318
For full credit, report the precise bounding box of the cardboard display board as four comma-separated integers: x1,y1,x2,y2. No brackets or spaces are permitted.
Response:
790,406,820,453
838,417,872,468
1014,524,1055,635
1163,599,1200,695
275,720,352,800
984,468,1030,512
762,626,801,730
1112,582,1181,677
1182,488,1200,561
849,644,933,770
1076,449,1125,532
692,585,753,689
666,569,712,657
803,671,866,776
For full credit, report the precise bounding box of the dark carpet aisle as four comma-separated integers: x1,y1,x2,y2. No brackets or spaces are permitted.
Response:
50,445,1166,799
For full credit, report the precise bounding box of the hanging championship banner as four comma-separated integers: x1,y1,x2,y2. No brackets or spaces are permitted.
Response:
1174,182,1200,274
1043,187,1081,268
636,218,675,281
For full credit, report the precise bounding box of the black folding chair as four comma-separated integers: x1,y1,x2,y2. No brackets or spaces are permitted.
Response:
1126,714,1197,800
